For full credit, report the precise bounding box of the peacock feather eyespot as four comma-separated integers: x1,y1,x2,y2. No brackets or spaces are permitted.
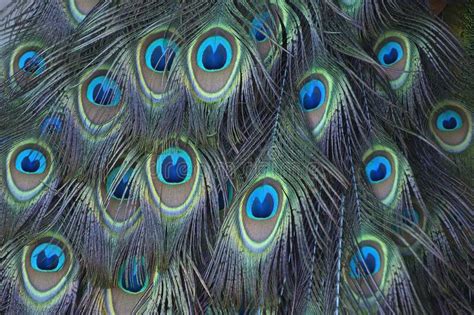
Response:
430,101,472,153
249,5,282,62
374,33,415,90
106,166,135,201
99,163,141,229
18,51,46,76
349,245,381,279
187,27,241,102
15,149,47,175
238,176,287,253
9,43,47,88
362,147,399,205
156,148,193,185
251,12,273,43
377,41,404,68
346,239,387,298
297,71,333,138
147,142,202,216
104,258,152,314
22,234,77,303
6,141,54,202
78,68,125,132
86,76,121,107
117,258,149,295
145,38,178,73
136,29,180,103
364,156,392,184
66,0,100,23
299,79,326,111
245,184,279,220
436,110,462,131
197,35,233,72
31,243,65,273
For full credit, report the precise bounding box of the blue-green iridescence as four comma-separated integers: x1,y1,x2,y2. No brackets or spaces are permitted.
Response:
299,79,326,111
377,41,404,67
31,243,65,272
18,50,46,76
402,208,420,225
349,246,381,279
251,12,272,42
145,38,177,72
196,36,233,72
246,184,279,220
365,156,392,184
156,148,193,185
106,166,134,200
436,110,463,131
86,76,122,106
15,149,47,174
119,259,148,294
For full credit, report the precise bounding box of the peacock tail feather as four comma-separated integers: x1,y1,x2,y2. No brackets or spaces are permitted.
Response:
0,0,472,314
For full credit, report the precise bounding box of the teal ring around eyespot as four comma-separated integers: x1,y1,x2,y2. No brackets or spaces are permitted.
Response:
155,148,193,185
196,35,233,72
105,166,134,200
299,79,326,111
86,76,122,106
436,110,463,132
377,41,403,67
18,51,46,76
349,245,381,279
251,12,272,42
15,149,47,175
21,234,77,304
117,258,149,294
245,184,279,220
68,0,87,23
364,156,392,184
6,140,55,203
30,243,66,273
145,38,178,73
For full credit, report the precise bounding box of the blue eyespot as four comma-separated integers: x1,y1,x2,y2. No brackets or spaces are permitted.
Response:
106,166,134,200
15,149,47,174
119,259,148,294
349,246,381,279
365,156,392,184
40,116,63,134
31,243,65,272
156,148,193,185
377,41,404,67
18,50,46,76
299,79,326,111
197,35,233,72
402,208,420,225
145,38,178,73
251,12,273,42
436,110,463,132
246,184,279,220
86,76,121,106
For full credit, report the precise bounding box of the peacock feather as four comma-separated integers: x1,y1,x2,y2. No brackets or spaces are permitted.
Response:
0,0,472,314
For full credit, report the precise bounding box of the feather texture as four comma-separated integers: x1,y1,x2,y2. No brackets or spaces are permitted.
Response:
0,0,472,314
